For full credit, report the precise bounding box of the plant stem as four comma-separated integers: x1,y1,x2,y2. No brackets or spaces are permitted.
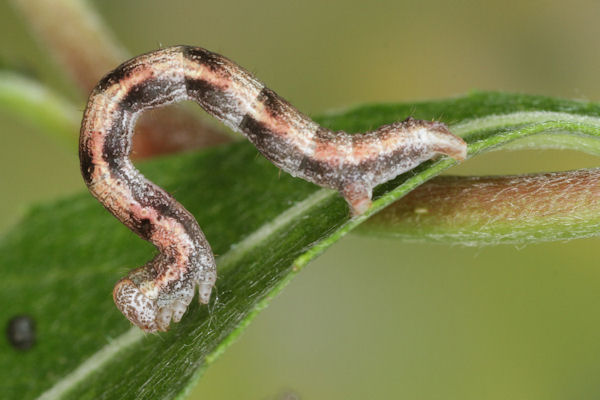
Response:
11,0,233,156
359,169,600,245
0,71,79,147
11,0,127,94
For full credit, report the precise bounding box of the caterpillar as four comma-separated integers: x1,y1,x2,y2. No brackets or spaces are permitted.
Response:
79,46,467,332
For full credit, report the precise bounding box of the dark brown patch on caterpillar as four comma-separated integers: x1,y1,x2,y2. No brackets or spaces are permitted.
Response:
95,56,141,93
297,154,340,188
138,218,153,239
79,147,95,184
185,78,238,123
103,128,128,169
120,78,181,113
238,114,304,170
182,46,224,72
255,87,292,118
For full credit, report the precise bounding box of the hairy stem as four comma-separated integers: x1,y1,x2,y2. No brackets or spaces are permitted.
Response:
359,169,600,245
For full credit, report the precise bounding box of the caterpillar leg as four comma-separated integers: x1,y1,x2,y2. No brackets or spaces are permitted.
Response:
113,278,159,332
113,261,216,332
341,182,373,216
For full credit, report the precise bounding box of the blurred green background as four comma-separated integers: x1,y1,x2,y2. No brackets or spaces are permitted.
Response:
2,0,600,399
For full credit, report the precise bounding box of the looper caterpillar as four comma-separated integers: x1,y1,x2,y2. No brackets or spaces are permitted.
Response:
79,46,467,332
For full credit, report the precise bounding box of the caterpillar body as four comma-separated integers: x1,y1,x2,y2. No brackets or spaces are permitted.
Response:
79,46,467,332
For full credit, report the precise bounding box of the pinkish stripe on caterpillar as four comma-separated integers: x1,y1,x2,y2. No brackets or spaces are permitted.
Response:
79,45,467,332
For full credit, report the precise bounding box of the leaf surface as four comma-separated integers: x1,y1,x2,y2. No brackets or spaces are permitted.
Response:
2,92,600,399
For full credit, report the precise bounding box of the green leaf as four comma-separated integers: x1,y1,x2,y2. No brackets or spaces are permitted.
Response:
0,71,79,147
2,91,600,399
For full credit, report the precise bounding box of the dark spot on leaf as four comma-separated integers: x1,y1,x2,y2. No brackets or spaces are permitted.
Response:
6,315,36,351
